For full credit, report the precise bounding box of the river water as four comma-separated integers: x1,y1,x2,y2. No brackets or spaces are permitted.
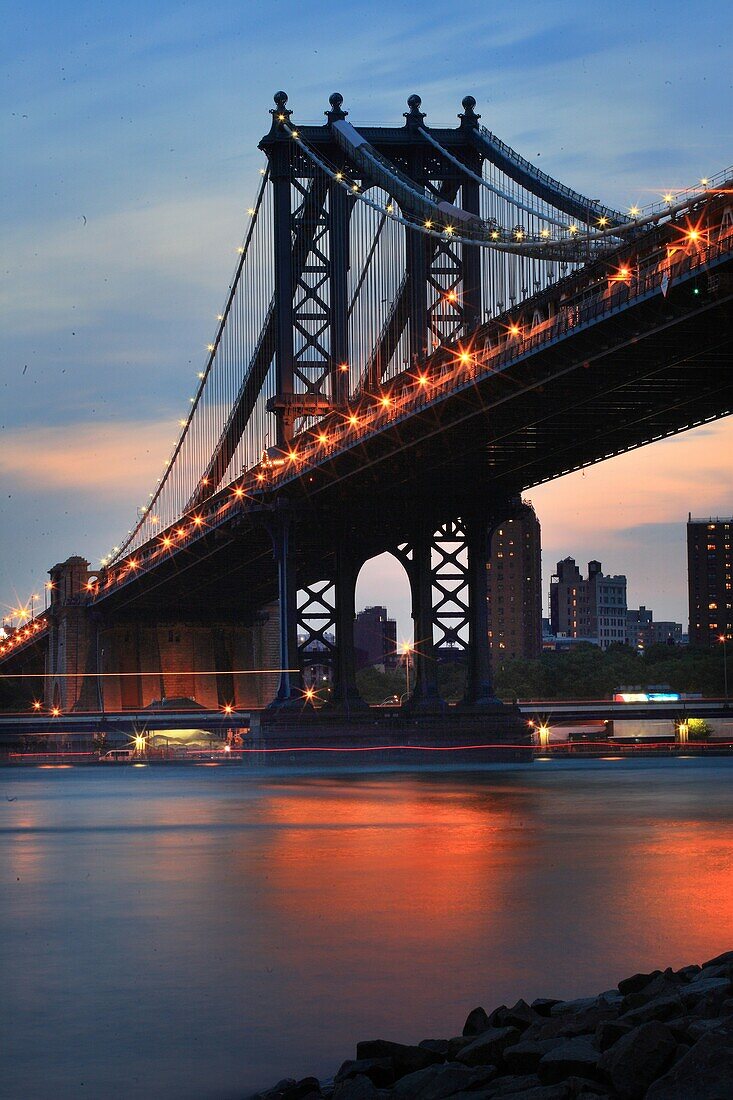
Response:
2,758,733,1099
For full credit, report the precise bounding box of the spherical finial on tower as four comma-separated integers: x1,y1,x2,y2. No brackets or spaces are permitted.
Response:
404,93,426,129
269,90,292,132
274,91,288,110
459,94,480,129
325,91,348,124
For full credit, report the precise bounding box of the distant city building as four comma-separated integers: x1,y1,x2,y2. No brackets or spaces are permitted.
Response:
549,558,627,651
626,606,683,650
687,515,733,646
487,501,542,664
354,606,398,671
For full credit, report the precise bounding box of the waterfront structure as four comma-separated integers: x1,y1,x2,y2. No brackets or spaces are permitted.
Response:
1,91,732,722
487,501,542,664
550,559,627,651
353,607,398,671
626,606,683,649
688,515,733,646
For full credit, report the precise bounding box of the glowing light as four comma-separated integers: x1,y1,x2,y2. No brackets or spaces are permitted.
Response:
352,183,359,192
247,208,255,216
348,414,359,427
339,362,349,372
317,432,329,444
189,397,195,403
444,225,455,235
85,580,95,591
277,113,285,121
224,743,232,752
223,704,233,715
179,419,187,427
335,172,343,180
304,687,316,702
217,314,224,321
446,290,458,303
424,220,433,229
175,527,185,539
237,246,245,254
233,486,245,498
663,192,674,203
198,372,205,379
537,723,551,748
207,343,215,352
192,516,203,527
133,732,146,753
687,228,700,242
51,707,61,717
291,130,299,139
568,225,578,234
515,228,525,239
700,178,709,186
417,374,428,387
256,472,266,482
508,324,521,337
127,558,139,570
380,395,392,408
459,351,471,365
629,205,640,217
32,701,42,711
45,582,54,590
386,204,394,213
287,449,298,462
490,230,499,240
597,216,609,228
540,228,551,238
162,536,173,549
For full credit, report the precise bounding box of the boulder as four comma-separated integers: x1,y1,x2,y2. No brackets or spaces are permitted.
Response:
679,975,731,1009
335,1059,394,1088
598,1021,676,1098
701,949,733,969
537,1038,601,1085
463,1007,492,1036
531,999,563,1018
595,1020,633,1052
486,1074,543,1095
419,1039,450,1056
504,1039,567,1074
617,970,662,996
280,1079,322,1100
524,1002,619,1043
618,993,685,1027
504,999,543,1031
446,1036,475,1060
355,1040,443,1078
332,1075,381,1100
455,1026,521,1068
646,1030,733,1098
252,1080,296,1100
622,976,681,1010
391,1061,496,1099
675,965,701,982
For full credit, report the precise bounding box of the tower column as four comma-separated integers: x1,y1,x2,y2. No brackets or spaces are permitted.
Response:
270,94,295,446
409,522,440,707
267,506,300,705
331,546,367,712
463,511,502,707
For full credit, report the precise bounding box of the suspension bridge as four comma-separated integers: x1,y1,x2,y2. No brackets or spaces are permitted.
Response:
2,91,732,738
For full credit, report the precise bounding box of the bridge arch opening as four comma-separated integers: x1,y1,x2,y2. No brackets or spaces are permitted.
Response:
354,552,412,705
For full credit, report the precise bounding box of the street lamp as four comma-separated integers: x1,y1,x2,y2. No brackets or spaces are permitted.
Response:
720,635,729,703
400,641,413,698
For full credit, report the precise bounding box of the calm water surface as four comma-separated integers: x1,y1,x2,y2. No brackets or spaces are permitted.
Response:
2,758,733,1099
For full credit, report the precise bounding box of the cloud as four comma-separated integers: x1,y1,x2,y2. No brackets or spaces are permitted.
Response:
0,419,172,496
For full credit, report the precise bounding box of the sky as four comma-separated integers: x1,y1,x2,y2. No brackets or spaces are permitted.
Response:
2,0,732,636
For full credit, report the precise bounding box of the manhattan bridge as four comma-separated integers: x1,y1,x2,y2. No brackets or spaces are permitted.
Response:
2,91,732,735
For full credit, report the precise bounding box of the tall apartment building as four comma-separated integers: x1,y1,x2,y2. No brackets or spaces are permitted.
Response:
486,501,542,663
687,515,733,646
353,606,398,671
549,558,627,650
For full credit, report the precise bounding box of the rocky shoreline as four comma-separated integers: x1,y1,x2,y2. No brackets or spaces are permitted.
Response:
249,952,733,1099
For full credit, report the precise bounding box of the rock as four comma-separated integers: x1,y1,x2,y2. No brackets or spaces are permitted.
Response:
419,1039,450,1056
617,970,662,996
686,1017,733,1040
335,1059,395,1088
455,1026,521,1068
622,976,681,1010
491,1086,572,1099
618,992,685,1027
252,1080,296,1099
531,1000,563,1018
355,1040,443,1078
701,949,733,969
504,1039,567,1074
332,1075,380,1100
487,1005,511,1027
524,1002,619,1043
679,975,731,1009
446,1035,474,1060
538,1038,601,1085
598,1021,676,1098
280,1079,322,1100
464,1007,492,1036
646,1030,733,1098
595,1020,633,1052
391,1062,496,1098
675,964,702,982
549,998,598,1018
504,1000,542,1031
487,1074,543,1095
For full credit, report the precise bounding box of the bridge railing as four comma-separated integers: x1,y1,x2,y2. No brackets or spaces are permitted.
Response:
0,617,49,660
95,216,733,595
